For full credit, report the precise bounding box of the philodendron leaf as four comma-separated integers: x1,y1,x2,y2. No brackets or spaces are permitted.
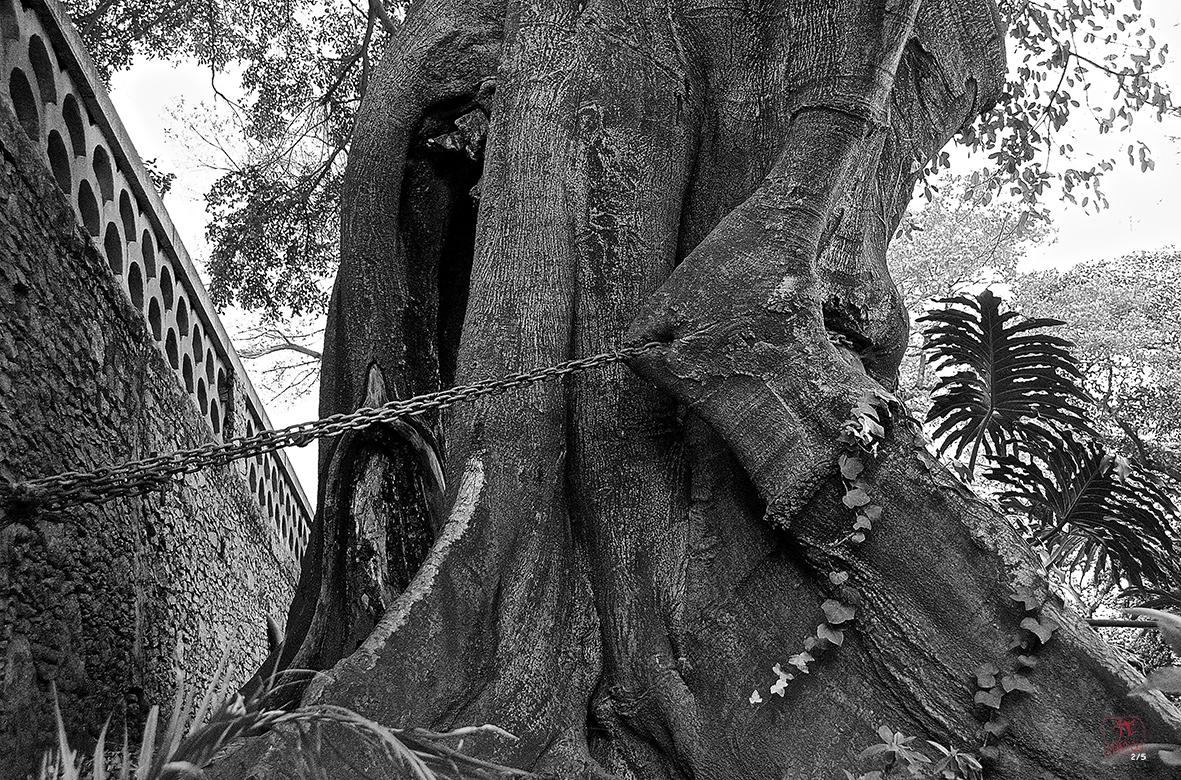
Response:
822,599,857,625
919,289,1095,470
990,436,1179,590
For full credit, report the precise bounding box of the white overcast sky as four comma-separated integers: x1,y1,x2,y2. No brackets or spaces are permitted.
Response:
106,1,1181,494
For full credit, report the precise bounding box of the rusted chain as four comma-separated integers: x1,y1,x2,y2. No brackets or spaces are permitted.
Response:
1,343,664,511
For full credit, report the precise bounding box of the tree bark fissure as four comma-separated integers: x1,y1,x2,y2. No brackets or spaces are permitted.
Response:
219,1,1181,778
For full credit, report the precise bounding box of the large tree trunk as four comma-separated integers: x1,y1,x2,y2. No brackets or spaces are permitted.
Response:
223,0,1181,777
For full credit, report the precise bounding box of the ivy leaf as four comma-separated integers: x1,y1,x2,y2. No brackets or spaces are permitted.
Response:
817,623,845,646
1020,617,1057,644
822,599,857,625
854,514,873,531
749,689,763,705
862,505,883,522
976,662,999,689
983,716,1009,737
1001,674,1036,694
843,487,871,508
1015,654,1038,669
851,532,867,545
789,652,814,673
1009,584,1045,612
829,571,850,586
974,688,1004,709
840,454,864,480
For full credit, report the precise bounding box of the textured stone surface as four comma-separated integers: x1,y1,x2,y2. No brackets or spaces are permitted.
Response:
0,95,297,775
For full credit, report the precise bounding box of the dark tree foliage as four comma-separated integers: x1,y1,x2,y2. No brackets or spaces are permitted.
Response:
62,0,1174,320
920,288,1180,591
63,0,399,319
988,433,1178,588
959,0,1174,212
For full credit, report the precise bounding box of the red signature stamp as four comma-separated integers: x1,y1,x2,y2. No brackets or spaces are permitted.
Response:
1103,715,1145,757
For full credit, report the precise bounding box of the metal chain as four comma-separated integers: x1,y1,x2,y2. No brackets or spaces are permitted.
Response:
1,343,664,511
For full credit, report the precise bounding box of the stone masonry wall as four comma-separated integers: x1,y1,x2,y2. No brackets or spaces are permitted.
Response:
0,96,297,775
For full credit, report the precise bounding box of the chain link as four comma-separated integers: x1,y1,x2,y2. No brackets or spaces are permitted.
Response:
1,343,665,511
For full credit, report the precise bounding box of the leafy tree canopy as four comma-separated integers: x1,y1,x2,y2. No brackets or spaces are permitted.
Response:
63,1,1175,322
1016,251,1181,474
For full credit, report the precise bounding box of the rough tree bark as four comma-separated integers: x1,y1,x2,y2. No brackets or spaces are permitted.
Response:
223,0,1181,777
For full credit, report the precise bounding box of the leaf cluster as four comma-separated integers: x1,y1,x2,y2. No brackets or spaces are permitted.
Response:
921,288,1179,589
37,659,530,780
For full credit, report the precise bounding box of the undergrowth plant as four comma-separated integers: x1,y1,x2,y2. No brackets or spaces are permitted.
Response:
919,288,1179,590
36,659,530,780
843,725,984,780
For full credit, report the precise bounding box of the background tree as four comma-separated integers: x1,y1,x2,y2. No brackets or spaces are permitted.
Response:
1017,252,1181,479
888,177,1051,410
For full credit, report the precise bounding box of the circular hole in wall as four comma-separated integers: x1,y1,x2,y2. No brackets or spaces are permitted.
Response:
191,322,203,356
140,231,156,277
103,223,122,274
27,35,56,104
77,180,99,236
61,94,86,156
176,295,189,334
92,146,114,201
158,265,173,309
197,378,208,413
46,130,70,193
210,399,221,434
181,354,194,392
147,297,162,339
119,191,136,237
9,69,39,140
165,328,179,369
205,350,215,384
128,262,143,308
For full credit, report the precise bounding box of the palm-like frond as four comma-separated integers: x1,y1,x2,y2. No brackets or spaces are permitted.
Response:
987,433,1178,587
919,289,1095,471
